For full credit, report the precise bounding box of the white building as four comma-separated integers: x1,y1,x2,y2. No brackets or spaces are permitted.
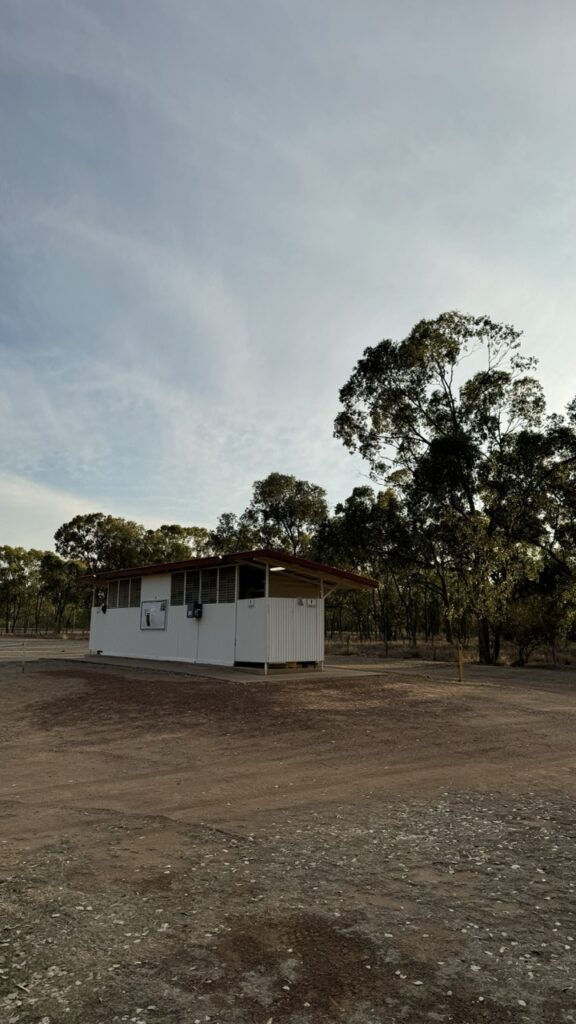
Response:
86,548,376,671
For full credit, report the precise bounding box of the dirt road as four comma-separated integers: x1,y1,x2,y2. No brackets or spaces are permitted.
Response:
1,663,576,1023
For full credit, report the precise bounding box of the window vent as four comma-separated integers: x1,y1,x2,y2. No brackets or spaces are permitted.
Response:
171,572,185,606
218,566,236,603
129,578,142,607
185,570,200,605
201,568,218,604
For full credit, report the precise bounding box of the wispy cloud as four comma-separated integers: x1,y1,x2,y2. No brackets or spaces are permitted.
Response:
1,0,576,547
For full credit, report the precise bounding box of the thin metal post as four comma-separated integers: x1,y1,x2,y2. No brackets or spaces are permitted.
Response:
264,563,270,677
320,578,325,671
21,639,25,673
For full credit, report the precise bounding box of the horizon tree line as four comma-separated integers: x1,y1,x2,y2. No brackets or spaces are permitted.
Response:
3,311,576,666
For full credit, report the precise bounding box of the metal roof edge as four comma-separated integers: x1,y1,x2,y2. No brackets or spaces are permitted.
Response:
79,548,378,590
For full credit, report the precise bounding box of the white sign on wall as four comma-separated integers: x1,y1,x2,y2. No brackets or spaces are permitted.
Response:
140,600,167,631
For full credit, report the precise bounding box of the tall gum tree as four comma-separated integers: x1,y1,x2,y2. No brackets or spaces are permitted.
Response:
211,473,328,556
334,311,548,664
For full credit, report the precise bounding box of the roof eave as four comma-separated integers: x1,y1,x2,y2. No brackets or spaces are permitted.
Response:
79,548,378,591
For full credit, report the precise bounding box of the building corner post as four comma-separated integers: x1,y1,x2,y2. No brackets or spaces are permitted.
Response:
264,562,270,677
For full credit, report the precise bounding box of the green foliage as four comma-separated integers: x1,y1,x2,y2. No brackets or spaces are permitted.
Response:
212,472,328,555
248,472,328,554
0,546,88,634
39,552,87,631
140,524,213,564
54,513,144,571
54,514,214,571
210,512,260,555
335,311,543,482
0,546,43,632
334,310,576,662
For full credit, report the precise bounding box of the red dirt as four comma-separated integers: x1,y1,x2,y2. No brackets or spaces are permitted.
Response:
1,662,576,1023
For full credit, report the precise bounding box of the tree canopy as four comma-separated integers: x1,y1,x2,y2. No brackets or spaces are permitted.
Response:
211,472,328,556
54,514,214,571
334,311,576,662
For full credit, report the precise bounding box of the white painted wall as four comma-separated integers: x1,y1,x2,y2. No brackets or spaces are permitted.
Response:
89,582,325,667
235,598,267,662
90,572,236,665
197,604,236,665
142,575,170,603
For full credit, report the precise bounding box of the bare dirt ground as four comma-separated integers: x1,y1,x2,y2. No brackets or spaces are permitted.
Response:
0,637,89,665
1,661,576,1024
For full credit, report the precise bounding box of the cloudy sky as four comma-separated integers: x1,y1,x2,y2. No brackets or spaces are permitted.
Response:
2,0,576,550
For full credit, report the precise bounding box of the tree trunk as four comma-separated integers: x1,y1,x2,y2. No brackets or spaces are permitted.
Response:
493,627,501,664
478,619,490,663
478,618,499,664
457,644,465,682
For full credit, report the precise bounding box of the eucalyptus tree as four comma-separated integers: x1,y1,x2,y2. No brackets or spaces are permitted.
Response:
212,473,328,556
54,513,145,572
0,546,45,633
210,511,262,555
54,513,214,571
314,485,418,645
334,311,549,662
40,552,87,632
140,524,213,563
248,472,328,555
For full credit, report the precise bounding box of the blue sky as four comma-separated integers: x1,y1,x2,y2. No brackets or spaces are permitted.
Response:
2,0,576,549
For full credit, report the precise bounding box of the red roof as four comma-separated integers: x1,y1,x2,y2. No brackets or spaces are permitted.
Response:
81,548,378,590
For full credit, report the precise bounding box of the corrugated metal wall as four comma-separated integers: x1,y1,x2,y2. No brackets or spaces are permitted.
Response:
267,598,324,663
